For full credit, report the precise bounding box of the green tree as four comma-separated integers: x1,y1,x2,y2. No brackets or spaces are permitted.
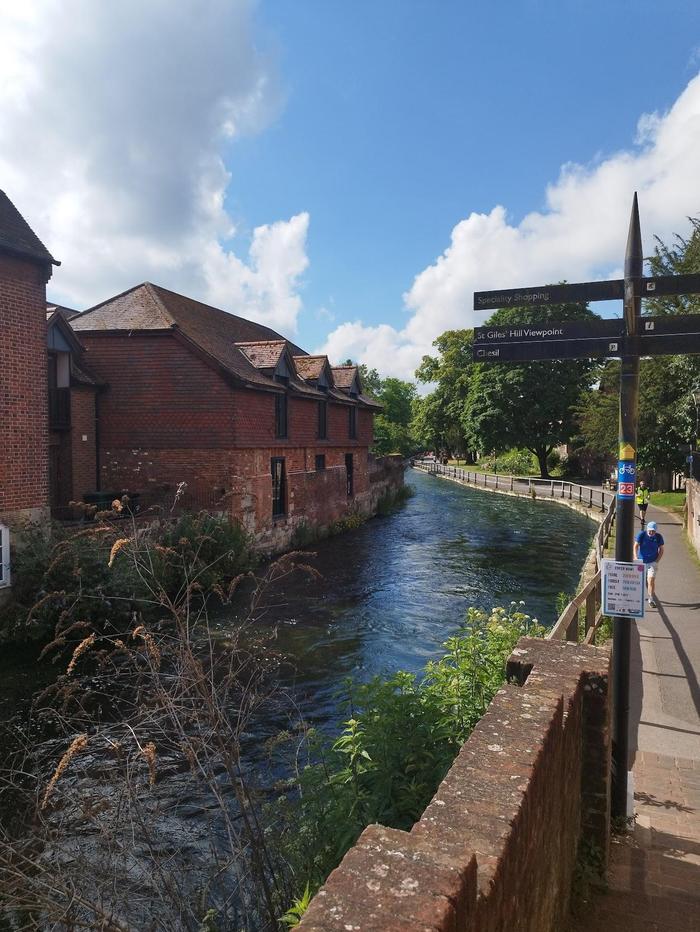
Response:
379,378,415,426
357,363,382,398
464,304,599,478
574,218,700,482
414,330,474,457
371,379,418,455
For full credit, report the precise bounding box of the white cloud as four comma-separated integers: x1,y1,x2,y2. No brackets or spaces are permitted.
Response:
0,0,309,330
318,72,700,379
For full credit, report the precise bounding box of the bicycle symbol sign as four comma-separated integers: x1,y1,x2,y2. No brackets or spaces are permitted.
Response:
618,461,637,480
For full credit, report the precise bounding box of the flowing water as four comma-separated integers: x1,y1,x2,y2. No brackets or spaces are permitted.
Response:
214,467,597,732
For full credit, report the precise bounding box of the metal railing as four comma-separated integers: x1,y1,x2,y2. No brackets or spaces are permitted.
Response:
413,460,615,512
413,460,616,644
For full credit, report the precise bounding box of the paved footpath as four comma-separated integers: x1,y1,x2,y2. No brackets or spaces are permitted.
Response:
573,501,700,931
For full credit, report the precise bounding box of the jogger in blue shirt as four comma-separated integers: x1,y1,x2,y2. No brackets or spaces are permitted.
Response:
634,521,665,608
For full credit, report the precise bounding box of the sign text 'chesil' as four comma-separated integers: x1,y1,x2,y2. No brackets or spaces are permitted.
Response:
602,560,645,618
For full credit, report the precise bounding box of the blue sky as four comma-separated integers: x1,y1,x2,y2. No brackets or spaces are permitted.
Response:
2,1,700,378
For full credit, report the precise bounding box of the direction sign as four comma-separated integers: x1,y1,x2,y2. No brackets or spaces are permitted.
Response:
639,273,700,299
473,338,623,363
473,274,700,313
474,279,625,311
472,314,700,363
638,313,700,334
474,318,623,344
634,332,700,357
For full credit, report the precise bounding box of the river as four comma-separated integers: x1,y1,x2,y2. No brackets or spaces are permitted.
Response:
1,468,596,728
220,467,597,732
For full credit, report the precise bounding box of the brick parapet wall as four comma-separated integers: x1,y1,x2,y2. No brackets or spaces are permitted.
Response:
298,637,611,932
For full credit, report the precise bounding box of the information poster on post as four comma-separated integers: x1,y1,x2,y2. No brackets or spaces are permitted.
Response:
602,560,646,618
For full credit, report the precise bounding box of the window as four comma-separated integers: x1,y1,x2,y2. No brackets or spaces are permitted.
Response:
318,400,327,440
271,458,286,517
315,454,326,471
0,524,10,589
275,392,288,439
348,405,357,440
345,453,354,497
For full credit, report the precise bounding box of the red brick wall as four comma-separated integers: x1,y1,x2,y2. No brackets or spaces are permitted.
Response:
298,638,611,932
70,387,98,499
230,390,372,450
79,332,237,449
75,330,380,543
0,254,49,521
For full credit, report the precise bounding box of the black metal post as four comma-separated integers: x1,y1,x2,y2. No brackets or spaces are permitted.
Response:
612,193,642,819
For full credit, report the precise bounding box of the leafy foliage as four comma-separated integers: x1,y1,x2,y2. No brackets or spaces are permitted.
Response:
464,304,599,477
413,329,474,457
272,604,545,903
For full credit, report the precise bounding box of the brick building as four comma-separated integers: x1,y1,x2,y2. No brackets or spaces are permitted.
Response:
70,282,385,550
0,191,58,592
2,190,395,596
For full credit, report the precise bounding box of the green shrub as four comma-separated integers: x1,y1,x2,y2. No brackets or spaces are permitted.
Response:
0,511,255,645
272,603,545,904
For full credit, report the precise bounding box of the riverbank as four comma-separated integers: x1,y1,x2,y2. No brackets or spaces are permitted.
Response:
0,469,600,929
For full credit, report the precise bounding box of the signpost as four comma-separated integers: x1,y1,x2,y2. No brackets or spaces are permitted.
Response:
602,560,646,619
472,194,700,820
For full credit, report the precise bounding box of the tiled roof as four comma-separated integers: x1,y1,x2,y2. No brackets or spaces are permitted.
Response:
70,282,376,406
236,341,287,369
47,303,81,320
0,191,59,266
294,355,328,381
72,283,307,390
331,365,359,390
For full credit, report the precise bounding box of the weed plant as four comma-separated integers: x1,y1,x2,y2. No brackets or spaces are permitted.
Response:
0,506,314,931
0,506,254,645
271,603,546,912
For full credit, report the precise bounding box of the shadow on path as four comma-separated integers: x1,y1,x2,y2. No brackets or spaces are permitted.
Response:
656,600,700,721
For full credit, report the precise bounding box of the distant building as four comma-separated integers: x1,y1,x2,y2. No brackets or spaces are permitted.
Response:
1,192,396,596
70,282,384,549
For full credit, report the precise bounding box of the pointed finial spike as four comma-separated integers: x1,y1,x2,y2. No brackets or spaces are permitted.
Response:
625,192,643,278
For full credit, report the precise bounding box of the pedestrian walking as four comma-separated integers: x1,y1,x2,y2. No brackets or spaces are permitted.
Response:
635,480,651,526
634,520,665,608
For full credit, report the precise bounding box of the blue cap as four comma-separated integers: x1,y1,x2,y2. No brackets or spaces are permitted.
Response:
647,521,658,531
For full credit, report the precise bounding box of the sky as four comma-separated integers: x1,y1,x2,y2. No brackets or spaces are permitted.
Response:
2,0,700,380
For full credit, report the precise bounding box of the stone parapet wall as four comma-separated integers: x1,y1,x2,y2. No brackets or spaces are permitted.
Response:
687,478,700,558
298,637,611,932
